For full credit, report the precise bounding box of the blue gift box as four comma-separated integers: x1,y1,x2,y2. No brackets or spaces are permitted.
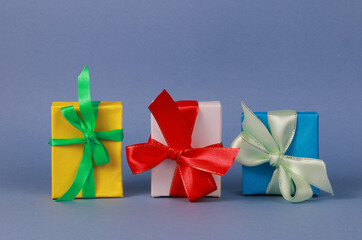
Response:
241,112,320,195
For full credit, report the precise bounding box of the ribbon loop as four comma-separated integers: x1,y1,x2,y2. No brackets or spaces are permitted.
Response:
268,110,297,153
91,141,110,166
49,66,123,201
126,90,239,202
231,102,333,203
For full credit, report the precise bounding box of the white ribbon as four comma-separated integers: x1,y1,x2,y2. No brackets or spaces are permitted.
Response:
231,102,334,203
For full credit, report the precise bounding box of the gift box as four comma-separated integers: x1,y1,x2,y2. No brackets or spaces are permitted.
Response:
126,90,238,202
151,101,222,197
51,102,123,199
241,112,319,195
50,66,124,201
231,102,333,202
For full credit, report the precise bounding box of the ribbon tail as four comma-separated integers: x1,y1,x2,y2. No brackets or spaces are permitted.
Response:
266,168,281,195
282,156,334,196
78,65,96,132
55,144,93,202
175,163,217,202
169,165,188,198
148,90,192,149
82,165,95,199
241,102,280,153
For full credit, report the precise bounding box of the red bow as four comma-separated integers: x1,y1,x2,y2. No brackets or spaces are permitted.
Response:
126,90,239,202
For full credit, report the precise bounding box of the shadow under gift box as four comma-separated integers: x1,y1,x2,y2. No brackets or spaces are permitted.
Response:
241,112,319,195
151,101,222,197
51,102,123,199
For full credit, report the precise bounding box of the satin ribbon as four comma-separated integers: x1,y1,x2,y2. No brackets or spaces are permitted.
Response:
49,66,124,201
231,102,333,203
126,90,239,202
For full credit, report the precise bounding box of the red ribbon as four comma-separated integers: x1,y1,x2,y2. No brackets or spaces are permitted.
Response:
126,90,239,202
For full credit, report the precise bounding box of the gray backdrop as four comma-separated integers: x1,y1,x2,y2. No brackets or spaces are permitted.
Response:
0,0,361,239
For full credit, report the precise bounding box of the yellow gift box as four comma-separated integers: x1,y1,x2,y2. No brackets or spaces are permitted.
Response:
51,101,123,199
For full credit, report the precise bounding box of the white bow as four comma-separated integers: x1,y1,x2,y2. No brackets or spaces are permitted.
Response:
231,103,333,203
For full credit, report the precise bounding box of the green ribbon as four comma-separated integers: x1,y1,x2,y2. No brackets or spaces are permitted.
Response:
49,66,124,201
231,102,333,203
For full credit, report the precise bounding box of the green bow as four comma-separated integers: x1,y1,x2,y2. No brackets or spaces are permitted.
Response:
49,66,124,201
231,102,333,203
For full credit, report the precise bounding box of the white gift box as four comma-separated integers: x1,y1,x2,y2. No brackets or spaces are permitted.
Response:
150,101,222,198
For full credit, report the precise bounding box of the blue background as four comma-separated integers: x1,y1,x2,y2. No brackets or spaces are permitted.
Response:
1,0,361,239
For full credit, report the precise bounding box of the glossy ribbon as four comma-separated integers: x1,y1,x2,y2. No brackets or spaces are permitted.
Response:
49,66,124,201
231,102,333,203
126,90,239,202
